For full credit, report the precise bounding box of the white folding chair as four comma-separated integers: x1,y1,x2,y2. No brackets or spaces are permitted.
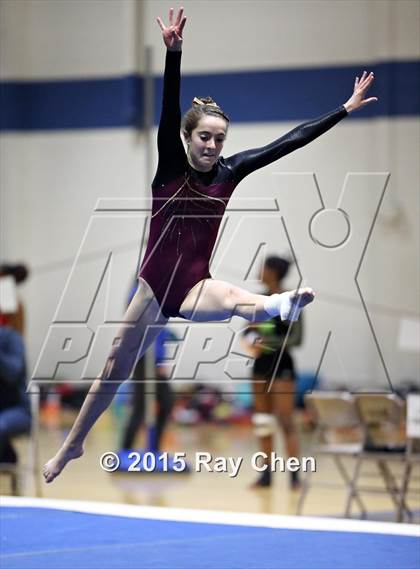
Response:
397,393,420,522
297,391,366,517
345,393,409,520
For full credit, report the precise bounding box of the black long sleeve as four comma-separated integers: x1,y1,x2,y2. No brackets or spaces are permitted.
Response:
226,106,348,184
153,50,186,187
152,54,347,189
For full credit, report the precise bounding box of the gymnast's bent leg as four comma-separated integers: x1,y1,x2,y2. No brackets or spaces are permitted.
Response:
43,278,167,483
179,279,314,322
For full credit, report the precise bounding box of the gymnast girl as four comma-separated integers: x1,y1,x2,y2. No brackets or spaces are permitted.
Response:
44,7,377,482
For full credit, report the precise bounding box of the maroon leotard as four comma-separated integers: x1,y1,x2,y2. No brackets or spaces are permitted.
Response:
138,51,347,318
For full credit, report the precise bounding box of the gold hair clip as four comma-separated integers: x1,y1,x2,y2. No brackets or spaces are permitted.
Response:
193,97,219,108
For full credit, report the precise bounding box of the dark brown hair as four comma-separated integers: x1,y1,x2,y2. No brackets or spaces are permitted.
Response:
265,256,292,282
182,96,230,138
0,263,29,284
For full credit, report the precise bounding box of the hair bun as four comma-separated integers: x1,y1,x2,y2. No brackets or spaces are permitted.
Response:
192,96,219,108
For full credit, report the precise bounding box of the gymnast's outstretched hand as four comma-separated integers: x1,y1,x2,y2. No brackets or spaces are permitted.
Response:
157,6,187,52
344,70,378,113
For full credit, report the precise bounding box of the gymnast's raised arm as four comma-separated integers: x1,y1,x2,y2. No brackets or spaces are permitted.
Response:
154,7,187,185
227,70,378,184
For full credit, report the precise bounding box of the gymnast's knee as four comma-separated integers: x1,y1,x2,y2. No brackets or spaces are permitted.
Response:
100,353,137,385
222,285,247,314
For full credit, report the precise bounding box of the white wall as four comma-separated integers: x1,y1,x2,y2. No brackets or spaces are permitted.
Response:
0,0,140,78
1,0,419,390
145,0,420,71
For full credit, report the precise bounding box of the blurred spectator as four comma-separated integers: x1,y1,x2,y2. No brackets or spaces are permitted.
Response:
0,322,31,464
0,263,29,335
0,263,31,465
243,256,303,489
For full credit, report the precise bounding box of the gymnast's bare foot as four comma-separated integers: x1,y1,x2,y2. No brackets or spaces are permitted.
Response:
290,287,315,307
280,287,315,321
43,444,84,483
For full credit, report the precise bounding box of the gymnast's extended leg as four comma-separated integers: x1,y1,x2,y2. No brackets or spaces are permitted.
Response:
43,279,167,483
179,279,314,322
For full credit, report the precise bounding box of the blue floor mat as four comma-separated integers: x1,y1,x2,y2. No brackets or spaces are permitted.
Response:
1,506,419,569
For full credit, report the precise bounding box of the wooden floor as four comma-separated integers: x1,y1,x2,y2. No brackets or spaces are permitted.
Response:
2,409,419,520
